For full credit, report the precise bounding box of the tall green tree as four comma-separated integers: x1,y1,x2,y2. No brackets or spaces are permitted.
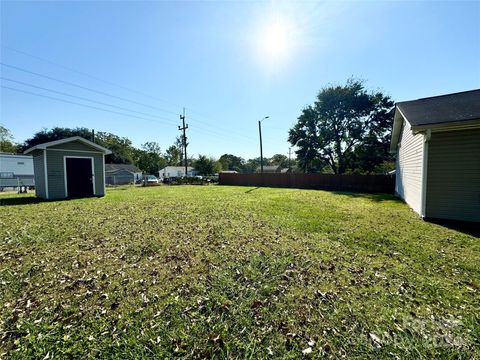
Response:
288,79,394,174
0,125,18,153
218,154,245,172
133,142,166,175
193,155,217,175
269,154,289,168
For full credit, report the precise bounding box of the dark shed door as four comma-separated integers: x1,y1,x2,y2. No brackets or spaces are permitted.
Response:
66,157,94,198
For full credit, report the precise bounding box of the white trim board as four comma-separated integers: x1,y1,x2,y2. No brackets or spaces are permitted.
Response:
63,156,96,198
43,149,49,199
47,148,103,154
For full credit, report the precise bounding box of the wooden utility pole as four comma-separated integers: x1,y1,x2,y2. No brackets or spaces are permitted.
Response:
258,120,263,174
288,148,292,170
178,108,188,177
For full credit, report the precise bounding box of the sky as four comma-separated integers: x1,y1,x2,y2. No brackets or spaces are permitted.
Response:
1,0,479,160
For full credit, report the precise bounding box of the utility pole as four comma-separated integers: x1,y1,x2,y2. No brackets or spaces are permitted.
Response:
258,116,269,174
288,147,292,170
179,108,188,177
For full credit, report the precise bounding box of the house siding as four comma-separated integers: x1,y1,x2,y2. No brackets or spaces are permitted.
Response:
425,129,480,222
395,120,425,215
31,150,46,198
46,149,105,199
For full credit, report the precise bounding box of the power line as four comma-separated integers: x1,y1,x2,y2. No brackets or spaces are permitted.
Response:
1,77,178,124
1,85,177,126
2,45,184,109
2,49,257,142
0,62,181,116
1,84,256,144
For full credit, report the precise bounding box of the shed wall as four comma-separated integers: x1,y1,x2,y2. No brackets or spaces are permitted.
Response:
46,150,105,199
425,129,480,222
32,150,46,198
395,120,425,215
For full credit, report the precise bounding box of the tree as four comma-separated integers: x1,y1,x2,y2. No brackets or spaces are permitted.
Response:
0,125,18,153
96,132,135,164
218,154,245,172
21,127,136,164
166,145,182,166
288,79,394,174
194,155,216,175
269,154,289,168
133,142,166,175
243,157,270,173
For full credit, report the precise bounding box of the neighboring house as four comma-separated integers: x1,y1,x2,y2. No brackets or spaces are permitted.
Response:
24,136,112,199
256,165,287,173
159,166,196,178
0,153,35,189
390,89,480,222
105,163,142,185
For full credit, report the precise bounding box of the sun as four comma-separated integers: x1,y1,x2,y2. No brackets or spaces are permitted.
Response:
261,19,291,59
254,16,296,71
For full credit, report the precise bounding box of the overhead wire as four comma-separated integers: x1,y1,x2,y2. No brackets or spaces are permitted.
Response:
1,48,259,141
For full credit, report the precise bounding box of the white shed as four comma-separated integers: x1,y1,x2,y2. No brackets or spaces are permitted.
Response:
390,89,480,222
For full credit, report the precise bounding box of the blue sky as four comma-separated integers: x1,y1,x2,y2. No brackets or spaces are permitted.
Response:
1,1,479,159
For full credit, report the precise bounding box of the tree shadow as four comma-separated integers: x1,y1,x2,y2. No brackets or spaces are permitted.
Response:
426,218,480,238
332,191,399,203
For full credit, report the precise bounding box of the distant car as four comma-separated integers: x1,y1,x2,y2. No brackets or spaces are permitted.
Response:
145,175,159,184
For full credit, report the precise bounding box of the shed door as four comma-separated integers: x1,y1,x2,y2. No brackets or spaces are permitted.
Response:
66,158,94,198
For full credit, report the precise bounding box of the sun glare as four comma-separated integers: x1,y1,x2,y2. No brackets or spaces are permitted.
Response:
255,16,296,72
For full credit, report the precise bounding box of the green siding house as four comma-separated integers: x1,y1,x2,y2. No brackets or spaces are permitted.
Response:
24,136,112,200
390,89,480,223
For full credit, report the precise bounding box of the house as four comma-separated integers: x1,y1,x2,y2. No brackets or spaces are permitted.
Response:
390,89,480,222
105,163,142,185
159,166,196,178
0,153,35,189
256,165,288,173
24,136,112,199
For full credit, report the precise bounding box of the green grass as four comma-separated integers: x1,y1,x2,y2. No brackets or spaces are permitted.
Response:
0,185,479,358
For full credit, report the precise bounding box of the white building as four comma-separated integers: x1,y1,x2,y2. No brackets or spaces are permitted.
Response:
159,166,196,178
0,153,35,188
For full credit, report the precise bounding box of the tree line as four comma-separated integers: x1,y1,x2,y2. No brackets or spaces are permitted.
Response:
1,79,396,175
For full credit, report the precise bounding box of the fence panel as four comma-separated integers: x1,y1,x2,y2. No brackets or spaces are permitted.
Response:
219,173,395,194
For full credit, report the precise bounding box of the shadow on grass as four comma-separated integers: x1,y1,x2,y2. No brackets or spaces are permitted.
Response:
245,187,261,194
332,191,399,202
0,196,47,206
426,218,480,238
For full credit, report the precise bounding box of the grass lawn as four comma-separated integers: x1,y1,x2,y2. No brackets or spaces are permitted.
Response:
0,185,479,358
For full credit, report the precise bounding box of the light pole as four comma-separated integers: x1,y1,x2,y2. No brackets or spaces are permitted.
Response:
258,116,269,173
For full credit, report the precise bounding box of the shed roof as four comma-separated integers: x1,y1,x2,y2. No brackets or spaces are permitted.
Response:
24,136,112,155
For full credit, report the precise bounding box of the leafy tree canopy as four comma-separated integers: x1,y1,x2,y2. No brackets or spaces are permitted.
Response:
218,154,245,172
0,124,19,153
288,79,394,174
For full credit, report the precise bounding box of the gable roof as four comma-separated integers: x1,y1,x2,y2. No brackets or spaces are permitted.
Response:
390,89,480,151
105,163,141,173
24,136,112,155
397,89,480,127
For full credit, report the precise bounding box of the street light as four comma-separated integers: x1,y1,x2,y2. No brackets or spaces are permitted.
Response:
258,116,269,173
